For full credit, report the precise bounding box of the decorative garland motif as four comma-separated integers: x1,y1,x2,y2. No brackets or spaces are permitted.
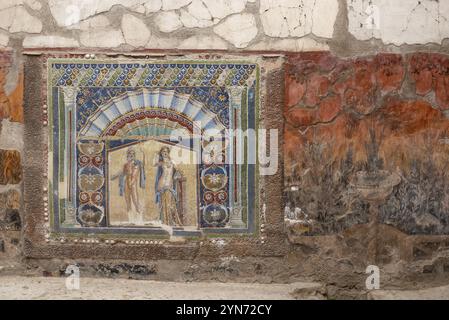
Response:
48,58,259,240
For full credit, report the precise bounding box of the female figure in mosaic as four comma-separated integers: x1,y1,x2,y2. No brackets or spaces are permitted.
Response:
153,146,184,226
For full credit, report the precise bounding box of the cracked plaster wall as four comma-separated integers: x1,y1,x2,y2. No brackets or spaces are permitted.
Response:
0,0,447,53
0,0,448,290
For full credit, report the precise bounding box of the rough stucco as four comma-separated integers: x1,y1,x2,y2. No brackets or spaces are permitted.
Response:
0,0,446,52
0,0,449,299
347,0,449,45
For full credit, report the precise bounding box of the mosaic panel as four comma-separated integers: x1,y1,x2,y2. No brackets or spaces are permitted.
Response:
48,59,259,238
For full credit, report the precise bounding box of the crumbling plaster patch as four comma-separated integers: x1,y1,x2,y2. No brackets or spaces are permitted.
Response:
214,13,259,48
79,28,125,48
0,119,23,152
259,0,339,38
48,0,150,27
347,0,449,45
121,13,151,47
155,10,183,33
23,35,79,48
178,34,228,50
0,0,445,52
0,5,42,34
249,37,329,52
0,34,8,48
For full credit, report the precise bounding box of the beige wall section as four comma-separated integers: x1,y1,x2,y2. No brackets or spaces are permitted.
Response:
2,0,449,55
0,0,448,54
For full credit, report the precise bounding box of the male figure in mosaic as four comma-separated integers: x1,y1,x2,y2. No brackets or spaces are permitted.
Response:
153,146,184,226
115,148,146,223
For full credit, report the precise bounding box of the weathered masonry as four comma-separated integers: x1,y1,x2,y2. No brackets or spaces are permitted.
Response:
1,0,449,298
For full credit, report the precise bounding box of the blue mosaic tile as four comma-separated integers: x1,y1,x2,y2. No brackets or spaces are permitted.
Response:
48,59,259,238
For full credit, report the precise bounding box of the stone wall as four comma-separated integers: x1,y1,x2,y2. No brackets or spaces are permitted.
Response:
0,0,449,296
284,52,449,293
0,50,23,271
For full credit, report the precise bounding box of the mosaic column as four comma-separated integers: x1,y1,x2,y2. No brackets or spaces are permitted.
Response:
228,87,246,228
61,87,79,226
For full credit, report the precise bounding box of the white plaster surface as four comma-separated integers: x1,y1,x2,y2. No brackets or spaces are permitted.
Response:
249,38,329,52
213,13,258,48
259,0,339,38
48,0,149,27
178,35,228,50
80,28,125,48
155,11,183,32
0,33,9,47
70,15,111,31
0,0,445,50
0,5,42,33
161,0,192,11
0,119,24,152
23,35,79,48
121,14,151,47
347,0,449,45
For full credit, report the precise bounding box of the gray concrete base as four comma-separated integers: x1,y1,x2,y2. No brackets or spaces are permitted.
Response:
368,286,449,300
0,276,323,300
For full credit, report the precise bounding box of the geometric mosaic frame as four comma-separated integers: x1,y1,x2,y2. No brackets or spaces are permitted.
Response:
23,52,285,260
48,58,259,238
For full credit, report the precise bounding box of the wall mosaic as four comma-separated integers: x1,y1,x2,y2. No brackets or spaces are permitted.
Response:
284,52,449,237
48,58,259,239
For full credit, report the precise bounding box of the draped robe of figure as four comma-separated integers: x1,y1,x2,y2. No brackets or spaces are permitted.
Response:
155,161,184,226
